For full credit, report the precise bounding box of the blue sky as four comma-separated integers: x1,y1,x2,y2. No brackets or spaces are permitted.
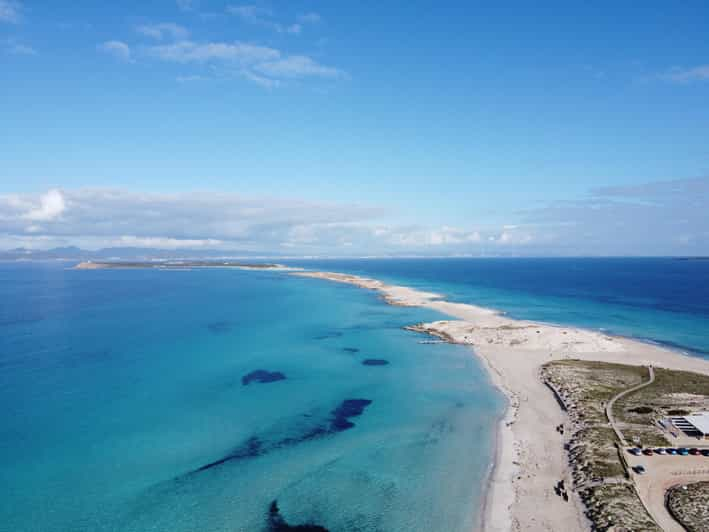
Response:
1,1,709,255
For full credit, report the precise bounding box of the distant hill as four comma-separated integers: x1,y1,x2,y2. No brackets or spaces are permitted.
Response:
0,247,284,261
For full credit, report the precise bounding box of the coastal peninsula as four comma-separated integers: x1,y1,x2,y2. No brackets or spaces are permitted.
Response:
293,270,709,532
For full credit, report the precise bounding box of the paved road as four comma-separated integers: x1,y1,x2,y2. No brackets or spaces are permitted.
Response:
605,365,655,445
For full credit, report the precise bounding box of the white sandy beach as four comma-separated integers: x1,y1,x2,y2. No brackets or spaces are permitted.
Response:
294,271,709,532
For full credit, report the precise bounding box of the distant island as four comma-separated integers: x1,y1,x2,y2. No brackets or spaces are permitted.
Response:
74,261,291,270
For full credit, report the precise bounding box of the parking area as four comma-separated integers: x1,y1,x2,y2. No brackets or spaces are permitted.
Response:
624,453,709,532
627,446,709,460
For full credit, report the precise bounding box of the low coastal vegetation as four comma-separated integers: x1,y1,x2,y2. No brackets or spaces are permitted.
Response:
542,359,709,531
666,481,709,532
541,360,659,531
614,367,709,447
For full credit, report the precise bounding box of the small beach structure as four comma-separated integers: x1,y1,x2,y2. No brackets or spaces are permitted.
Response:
669,412,709,439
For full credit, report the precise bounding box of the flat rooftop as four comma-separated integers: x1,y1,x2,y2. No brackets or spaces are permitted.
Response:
672,412,709,435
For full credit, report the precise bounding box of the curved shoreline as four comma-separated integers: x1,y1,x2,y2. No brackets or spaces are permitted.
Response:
292,270,709,532
477,350,517,532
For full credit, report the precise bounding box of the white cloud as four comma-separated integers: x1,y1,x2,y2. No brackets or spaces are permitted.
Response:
98,40,133,63
227,5,320,35
286,23,302,35
240,69,281,89
661,65,709,83
144,39,346,86
3,178,707,256
255,55,345,79
297,13,321,24
146,40,279,64
98,8,338,88
226,4,282,32
112,236,223,249
0,188,574,255
497,231,533,244
380,226,483,247
22,189,66,222
0,188,384,252
0,0,21,23
279,223,496,253
0,188,532,255
136,22,189,41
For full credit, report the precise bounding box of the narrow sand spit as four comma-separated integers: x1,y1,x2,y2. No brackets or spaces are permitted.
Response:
293,271,709,532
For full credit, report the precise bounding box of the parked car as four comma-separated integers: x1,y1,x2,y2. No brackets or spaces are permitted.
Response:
654,448,666,455
628,448,641,456
678,448,690,456
701,449,709,457
633,465,646,475
666,448,678,455
689,448,700,455
642,449,654,456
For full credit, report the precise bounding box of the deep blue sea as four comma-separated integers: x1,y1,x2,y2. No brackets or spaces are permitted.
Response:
284,258,709,357
2,258,708,532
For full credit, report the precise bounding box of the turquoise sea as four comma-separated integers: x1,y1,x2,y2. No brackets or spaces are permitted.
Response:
2,258,709,532
0,263,501,532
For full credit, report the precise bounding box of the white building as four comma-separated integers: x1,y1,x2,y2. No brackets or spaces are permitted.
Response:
670,412,709,440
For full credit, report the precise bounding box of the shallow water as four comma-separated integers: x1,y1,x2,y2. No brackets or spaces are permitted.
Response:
0,263,502,532
5,257,707,531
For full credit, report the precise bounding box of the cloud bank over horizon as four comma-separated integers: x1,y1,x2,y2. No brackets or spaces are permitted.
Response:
1,177,707,257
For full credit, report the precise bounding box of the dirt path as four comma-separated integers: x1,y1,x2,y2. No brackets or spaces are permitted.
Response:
605,365,655,445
